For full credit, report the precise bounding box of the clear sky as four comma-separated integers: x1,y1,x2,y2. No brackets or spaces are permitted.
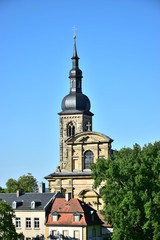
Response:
0,0,160,188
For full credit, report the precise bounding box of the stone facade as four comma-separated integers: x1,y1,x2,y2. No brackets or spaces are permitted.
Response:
63,131,111,172
46,131,112,210
59,113,92,169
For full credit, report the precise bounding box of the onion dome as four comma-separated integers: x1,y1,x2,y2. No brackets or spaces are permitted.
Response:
61,93,91,112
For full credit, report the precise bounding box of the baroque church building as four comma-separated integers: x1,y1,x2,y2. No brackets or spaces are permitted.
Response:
45,36,113,211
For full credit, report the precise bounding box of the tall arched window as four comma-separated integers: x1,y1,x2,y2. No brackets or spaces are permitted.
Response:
67,122,75,137
84,150,94,169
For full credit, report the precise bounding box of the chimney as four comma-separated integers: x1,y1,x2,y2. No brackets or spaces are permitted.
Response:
39,182,45,193
16,190,21,198
65,192,71,202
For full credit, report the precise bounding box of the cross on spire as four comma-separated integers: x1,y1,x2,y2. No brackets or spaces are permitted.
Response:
72,25,77,39
86,122,92,131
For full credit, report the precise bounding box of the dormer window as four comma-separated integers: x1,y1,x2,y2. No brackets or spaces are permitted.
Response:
31,200,41,209
12,200,23,209
12,201,17,209
31,201,35,209
51,211,59,222
90,210,95,222
73,212,81,222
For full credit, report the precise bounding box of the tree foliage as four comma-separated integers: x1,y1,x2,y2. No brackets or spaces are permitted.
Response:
0,201,18,240
91,141,160,240
6,179,19,193
0,187,5,193
6,173,38,193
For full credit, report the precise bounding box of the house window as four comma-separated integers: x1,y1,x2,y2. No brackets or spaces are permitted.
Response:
53,215,57,222
34,218,39,229
51,230,57,236
63,230,69,239
84,150,94,169
31,201,35,209
26,218,31,229
12,201,17,209
12,200,23,209
74,215,80,222
74,230,80,240
15,217,21,228
73,212,81,222
67,122,75,137
52,215,58,222
52,212,59,222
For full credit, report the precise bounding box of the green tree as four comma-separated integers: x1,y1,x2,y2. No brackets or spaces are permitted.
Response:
6,173,38,193
6,178,19,193
0,187,5,193
91,141,160,240
18,173,38,192
0,201,18,240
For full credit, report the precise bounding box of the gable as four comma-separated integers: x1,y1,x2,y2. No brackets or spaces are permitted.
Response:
66,131,113,145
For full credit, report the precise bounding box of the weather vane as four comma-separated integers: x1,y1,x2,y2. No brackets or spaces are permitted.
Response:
72,25,77,39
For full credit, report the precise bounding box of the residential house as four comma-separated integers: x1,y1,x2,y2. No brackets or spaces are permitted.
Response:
0,190,62,240
45,194,103,240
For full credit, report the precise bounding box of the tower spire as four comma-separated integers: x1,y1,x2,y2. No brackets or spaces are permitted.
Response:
72,34,79,59
69,35,82,93
71,34,79,70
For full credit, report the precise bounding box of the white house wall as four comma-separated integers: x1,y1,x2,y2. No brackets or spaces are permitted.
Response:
14,210,45,239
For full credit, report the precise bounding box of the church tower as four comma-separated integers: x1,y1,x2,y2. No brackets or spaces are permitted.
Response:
45,36,113,211
59,35,93,170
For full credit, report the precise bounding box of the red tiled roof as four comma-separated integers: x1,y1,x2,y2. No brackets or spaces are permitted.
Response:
46,198,86,226
46,198,103,227
51,198,84,213
47,212,87,226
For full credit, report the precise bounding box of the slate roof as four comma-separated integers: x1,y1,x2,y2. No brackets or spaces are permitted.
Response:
0,192,60,210
46,198,103,226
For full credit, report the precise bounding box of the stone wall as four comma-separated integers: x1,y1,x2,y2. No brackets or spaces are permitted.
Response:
59,113,92,169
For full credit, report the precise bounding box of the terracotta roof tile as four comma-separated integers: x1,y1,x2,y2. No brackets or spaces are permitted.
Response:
46,198,103,227
47,213,86,226
51,198,83,213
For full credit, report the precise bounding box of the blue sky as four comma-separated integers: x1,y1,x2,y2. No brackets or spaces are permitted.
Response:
0,0,160,188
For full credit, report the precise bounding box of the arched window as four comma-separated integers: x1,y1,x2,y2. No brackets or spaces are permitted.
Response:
67,122,75,137
84,150,94,169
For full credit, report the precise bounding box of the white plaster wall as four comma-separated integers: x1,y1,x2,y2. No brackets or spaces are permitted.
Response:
14,211,45,239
